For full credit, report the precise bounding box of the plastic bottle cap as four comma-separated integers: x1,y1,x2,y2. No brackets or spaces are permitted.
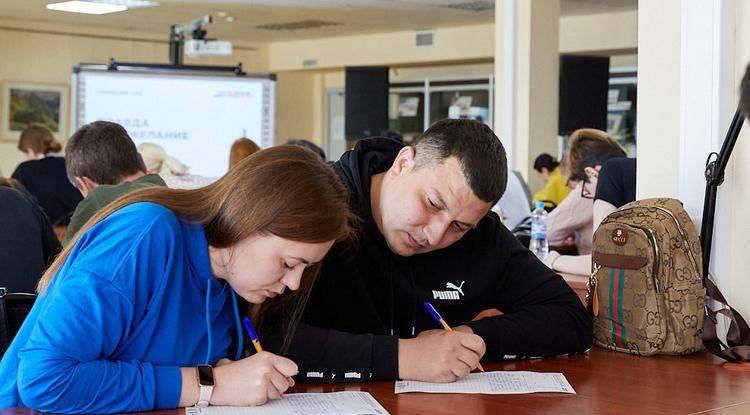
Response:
535,201,545,209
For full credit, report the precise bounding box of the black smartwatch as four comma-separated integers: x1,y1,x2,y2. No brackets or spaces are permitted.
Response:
196,364,214,407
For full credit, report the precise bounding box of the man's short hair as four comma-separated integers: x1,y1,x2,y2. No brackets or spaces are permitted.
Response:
412,119,507,204
65,121,144,185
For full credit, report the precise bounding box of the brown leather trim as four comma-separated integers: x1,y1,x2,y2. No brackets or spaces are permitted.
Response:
592,252,648,270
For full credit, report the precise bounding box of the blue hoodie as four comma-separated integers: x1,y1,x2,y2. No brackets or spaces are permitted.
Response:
0,202,243,413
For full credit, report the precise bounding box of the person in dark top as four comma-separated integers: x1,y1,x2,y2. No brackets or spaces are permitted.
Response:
0,186,61,292
262,119,592,384
594,157,637,208
11,124,82,225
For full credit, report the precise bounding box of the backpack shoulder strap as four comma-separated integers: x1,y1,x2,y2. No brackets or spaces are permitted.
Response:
702,278,750,361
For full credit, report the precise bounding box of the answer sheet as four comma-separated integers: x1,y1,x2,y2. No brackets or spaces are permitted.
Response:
185,391,390,415
394,371,575,395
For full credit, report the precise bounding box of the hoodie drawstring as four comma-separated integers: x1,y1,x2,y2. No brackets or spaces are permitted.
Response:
388,260,395,336
387,259,418,337
204,282,244,364
408,262,417,337
204,281,213,364
231,289,244,360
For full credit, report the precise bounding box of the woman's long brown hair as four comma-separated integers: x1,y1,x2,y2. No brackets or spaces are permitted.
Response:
39,145,357,352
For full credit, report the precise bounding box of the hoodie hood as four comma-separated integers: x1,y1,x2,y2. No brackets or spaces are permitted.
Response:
333,137,405,219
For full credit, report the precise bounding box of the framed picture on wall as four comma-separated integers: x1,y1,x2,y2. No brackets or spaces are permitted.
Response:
1,82,68,141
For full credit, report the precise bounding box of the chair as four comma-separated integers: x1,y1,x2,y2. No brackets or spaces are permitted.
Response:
0,288,36,358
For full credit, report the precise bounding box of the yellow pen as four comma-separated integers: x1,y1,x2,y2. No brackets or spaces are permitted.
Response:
423,301,485,372
242,316,263,353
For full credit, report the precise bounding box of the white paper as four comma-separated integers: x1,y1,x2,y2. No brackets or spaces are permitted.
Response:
185,391,389,415
394,371,575,395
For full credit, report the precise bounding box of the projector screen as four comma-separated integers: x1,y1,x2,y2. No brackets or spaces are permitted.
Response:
72,67,275,178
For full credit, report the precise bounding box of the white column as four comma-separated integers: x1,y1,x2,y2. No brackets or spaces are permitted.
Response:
636,0,682,200
494,0,560,192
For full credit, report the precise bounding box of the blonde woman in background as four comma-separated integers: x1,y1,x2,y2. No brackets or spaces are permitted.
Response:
11,123,82,225
138,142,215,189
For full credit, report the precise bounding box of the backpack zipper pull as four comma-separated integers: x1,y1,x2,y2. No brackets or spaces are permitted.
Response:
588,262,601,317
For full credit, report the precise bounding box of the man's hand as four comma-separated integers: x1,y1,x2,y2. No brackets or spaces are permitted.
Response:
417,325,474,337
398,329,485,382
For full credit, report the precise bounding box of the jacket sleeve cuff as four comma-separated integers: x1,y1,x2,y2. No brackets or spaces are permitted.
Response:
370,335,399,380
153,365,182,409
465,317,504,358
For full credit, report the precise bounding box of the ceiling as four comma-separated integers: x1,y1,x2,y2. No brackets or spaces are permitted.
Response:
0,0,637,43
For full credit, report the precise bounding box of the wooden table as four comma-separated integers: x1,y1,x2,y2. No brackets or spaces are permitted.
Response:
3,348,750,415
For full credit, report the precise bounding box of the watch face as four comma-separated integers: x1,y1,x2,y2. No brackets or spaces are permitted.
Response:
197,365,214,386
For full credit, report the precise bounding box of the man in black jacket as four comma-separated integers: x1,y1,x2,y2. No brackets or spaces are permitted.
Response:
265,119,592,383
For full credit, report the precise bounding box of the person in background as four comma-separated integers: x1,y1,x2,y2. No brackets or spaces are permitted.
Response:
286,139,326,161
492,169,531,231
0,146,356,413
545,129,628,275
138,143,215,189
62,121,167,246
0,184,60,293
229,138,261,169
531,153,570,207
11,124,82,225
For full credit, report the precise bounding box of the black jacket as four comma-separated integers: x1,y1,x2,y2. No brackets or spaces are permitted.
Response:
264,138,592,382
0,187,61,292
12,157,82,225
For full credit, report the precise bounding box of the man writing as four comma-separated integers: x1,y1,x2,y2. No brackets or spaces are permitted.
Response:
265,119,592,382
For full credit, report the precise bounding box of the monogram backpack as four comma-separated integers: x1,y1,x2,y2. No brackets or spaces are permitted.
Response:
588,198,706,355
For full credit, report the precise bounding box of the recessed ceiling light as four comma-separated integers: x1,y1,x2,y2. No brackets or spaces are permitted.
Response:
47,1,127,14
91,0,158,7
46,0,158,14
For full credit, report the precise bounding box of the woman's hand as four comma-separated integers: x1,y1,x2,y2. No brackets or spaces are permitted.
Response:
544,250,561,270
210,352,298,406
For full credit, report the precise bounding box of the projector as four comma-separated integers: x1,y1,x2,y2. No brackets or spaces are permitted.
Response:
184,39,233,57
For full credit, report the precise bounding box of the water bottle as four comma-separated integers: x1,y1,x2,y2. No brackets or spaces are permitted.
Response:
529,201,549,261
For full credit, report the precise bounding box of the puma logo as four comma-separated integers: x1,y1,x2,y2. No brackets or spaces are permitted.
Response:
433,280,466,300
445,281,465,296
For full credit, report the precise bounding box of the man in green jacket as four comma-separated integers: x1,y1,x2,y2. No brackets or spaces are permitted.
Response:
63,121,166,246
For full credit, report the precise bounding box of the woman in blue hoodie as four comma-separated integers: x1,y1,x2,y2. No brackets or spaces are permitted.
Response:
0,146,356,413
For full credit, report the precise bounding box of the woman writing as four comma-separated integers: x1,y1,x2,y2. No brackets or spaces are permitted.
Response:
0,146,355,413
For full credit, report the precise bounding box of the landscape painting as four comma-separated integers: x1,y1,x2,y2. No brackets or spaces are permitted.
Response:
2,82,68,141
